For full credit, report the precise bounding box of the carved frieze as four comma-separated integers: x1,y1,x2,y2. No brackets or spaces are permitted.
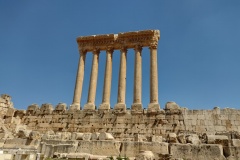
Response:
77,30,160,52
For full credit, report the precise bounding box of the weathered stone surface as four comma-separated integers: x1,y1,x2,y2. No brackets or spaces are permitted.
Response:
177,134,186,144
168,133,177,143
170,144,226,160
99,132,114,140
120,142,168,158
207,135,229,146
186,134,201,145
71,132,84,140
136,150,155,160
82,133,92,141
232,139,240,147
91,132,100,140
165,101,180,110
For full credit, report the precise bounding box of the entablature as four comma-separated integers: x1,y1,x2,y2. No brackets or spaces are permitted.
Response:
76,30,160,52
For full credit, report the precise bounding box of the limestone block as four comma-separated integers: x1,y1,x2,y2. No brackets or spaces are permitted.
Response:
16,129,31,139
53,143,78,154
71,132,83,140
151,135,162,142
60,132,71,140
40,103,53,114
177,134,186,144
14,110,26,119
41,144,55,158
38,123,51,128
167,133,177,143
76,141,92,154
170,144,226,160
82,133,92,141
99,132,114,140
197,115,205,120
41,130,56,140
207,135,229,146
169,144,191,159
52,123,67,128
91,141,121,156
215,126,227,132
223,146,240,159
91,132,100,140
5,108,15,117
55,103,67,111
0,154,13,160
143,142,169,158
26,104,39,115
48,134,61,140
186,134,201,145
4,117,13,124
136,151,155,160
232,139,240,147
205,120,214,126
134,134,147,142
191,119,197,125
234,120,240,126
229,114,236,121
29,131,41,140
165,101,180,110
219,115,229,120
0,133,5,139
120,142,168,158
213,107,221,114
3,138,28,149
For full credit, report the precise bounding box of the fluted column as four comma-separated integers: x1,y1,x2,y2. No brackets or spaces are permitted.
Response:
131,45,143,112
99,47,113,110
84,48,100,110
148,44,160,111
70,49,87,110
114,47,127,112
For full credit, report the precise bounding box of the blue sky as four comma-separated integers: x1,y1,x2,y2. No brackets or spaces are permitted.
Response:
0,1,240,110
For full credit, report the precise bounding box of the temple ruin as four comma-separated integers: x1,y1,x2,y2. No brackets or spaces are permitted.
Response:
0,30,240,160
71,30,160,114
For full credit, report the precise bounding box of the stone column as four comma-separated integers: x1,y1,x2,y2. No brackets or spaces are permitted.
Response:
84,48,100,110
99,47,113,110
114,47,127,112
131,45,143,112
70,49,87,110
148,44,160,112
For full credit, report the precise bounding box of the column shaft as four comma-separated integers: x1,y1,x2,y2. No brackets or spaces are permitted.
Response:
99,48,113,110
84,49,100,110
114,47,127,111
148,44,160,112
131,45,143,111
71,50,86,110
150,46,158,103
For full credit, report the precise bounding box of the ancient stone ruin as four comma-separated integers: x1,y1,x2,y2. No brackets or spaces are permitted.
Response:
1,30,240,160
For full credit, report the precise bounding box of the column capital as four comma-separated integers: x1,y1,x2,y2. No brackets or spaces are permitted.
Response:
79,49,87,55
93,48,100,54
134,45,143,52
120,46,128,53
149,42,158,49
106,46,114,53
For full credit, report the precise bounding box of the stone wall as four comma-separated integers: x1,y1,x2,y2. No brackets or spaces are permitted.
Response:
1,100,240,159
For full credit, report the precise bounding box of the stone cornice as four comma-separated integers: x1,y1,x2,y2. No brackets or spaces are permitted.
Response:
77,30,160,52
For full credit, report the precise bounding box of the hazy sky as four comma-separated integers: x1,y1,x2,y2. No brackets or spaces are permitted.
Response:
1,1,240,110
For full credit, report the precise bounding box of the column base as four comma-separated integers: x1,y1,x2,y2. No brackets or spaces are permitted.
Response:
83,103,96,110
114,103,126,114
131,103,143,114
69,103,80,111
147,103,160,114
99,103,110,110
